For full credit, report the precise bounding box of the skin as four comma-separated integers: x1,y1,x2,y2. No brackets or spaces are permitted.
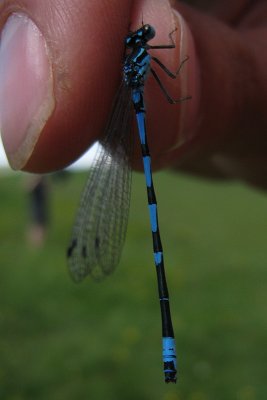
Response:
0,0,267,189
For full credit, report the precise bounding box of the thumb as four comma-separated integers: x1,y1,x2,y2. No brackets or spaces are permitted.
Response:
0,0,131,172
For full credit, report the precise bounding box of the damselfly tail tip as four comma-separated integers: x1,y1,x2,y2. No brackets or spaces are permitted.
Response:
164,363,177,384
165,374,177,384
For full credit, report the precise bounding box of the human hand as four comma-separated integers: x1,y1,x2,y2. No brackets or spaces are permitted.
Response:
0,0,266,189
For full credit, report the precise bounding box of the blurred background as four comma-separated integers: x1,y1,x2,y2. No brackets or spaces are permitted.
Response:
1,135,267,400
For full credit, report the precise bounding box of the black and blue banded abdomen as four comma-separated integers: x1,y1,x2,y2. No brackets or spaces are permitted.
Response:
131,86,177,382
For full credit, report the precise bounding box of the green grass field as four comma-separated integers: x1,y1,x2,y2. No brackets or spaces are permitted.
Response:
1,170,267,400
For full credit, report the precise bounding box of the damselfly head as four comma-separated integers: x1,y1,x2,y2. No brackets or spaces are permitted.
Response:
142,24,156,41
125,24,155,48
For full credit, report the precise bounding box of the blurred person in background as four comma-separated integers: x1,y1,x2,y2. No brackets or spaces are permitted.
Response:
25,175,49,247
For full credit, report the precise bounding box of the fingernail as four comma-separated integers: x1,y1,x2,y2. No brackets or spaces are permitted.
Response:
0,13,55,170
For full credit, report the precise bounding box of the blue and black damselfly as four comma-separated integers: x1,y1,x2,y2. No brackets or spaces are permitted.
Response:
67,24,191,383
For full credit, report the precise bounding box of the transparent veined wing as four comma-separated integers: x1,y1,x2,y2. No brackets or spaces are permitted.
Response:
67,83,133,281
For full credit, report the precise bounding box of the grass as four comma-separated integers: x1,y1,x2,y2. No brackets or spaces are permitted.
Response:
0,169,267,400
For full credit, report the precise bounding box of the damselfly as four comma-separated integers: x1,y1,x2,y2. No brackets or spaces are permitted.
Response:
67,24,191,383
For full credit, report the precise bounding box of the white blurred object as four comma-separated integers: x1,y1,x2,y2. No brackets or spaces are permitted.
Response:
0,136,9,168
0,135,98,171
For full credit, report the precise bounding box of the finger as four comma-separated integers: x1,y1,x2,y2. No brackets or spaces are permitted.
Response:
208,0,253,23
180,0,254,23
123,0,199,170
157,0,267,173
0,0,132,172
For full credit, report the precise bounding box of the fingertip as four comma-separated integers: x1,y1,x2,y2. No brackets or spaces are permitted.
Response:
127,0,200,166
